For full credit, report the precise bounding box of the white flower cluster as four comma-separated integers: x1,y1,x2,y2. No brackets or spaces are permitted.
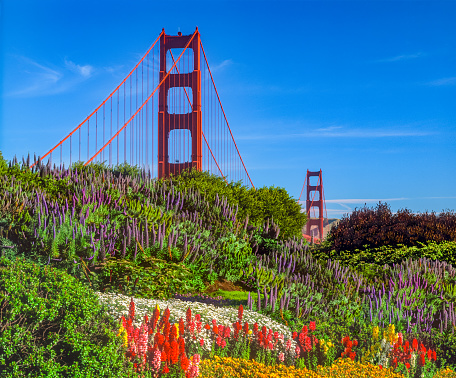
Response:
93,290,297,356
374,338,394,367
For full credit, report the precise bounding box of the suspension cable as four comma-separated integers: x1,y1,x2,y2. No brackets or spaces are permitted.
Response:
200,42,255,189
84,30,197,166
30,30,164,169
168,50,227,184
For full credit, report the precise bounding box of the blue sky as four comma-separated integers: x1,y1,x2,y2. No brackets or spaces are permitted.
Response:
1,0,455,219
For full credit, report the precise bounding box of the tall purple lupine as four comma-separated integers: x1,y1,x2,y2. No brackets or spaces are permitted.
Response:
145,220,149,248
159,229,164,249
263,287,268,309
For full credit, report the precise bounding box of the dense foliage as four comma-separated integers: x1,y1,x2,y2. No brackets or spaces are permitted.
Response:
324,202,456,253
164,169,307,240
2,152,456,378
0,255,136,377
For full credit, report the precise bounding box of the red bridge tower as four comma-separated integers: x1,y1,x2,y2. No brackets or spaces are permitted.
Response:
298,169,327,241
158,28,202,178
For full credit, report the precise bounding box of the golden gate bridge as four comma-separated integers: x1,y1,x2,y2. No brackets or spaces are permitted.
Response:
27,28,327,241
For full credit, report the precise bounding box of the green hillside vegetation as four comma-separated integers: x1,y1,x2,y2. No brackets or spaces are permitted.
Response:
1,152,456,378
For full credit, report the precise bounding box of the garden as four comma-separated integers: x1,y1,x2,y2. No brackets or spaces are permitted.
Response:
1,151,456,377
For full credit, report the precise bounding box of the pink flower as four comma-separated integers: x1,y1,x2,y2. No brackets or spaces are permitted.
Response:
295,345,301,357
193,354,201,365
151,349,161,371
216,336,222,346
221,339,226,348
286,339,292,351
268,342,274,350
224,326,231,338
187,364,199,378
278,352,285,362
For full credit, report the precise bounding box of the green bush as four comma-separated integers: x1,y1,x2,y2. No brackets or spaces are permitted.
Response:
167,169,307,240
311,240,456,273
0,256,136,377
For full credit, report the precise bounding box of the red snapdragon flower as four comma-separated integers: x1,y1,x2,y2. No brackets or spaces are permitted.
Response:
179,318,185,336
181,355,190,371
170,340,179,364
186,307,192,324
178,336,186,356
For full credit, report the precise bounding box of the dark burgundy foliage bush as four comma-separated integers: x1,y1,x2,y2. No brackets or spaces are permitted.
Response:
328,202,456,252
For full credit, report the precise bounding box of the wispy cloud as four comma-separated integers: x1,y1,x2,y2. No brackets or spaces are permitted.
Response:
426,77,456,86
6,56,63,97
64,59,94,78
301,196,456,205
211,59,233,73
323,198,408,204
6,55,94,98
376,52,423,63
237,126,433,141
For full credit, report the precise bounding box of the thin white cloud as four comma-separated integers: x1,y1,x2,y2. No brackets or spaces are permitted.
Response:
323,198,408,204
6,55,95,98
316,126,343,132
211,59,233,73
6,56,63,97
376,52,423,63
237,127,433,140
64,59,94,78
324,209,353,215
426,77,456,86
300,196,456,205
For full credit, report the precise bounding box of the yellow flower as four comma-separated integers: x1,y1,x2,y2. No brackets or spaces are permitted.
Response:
372,326,379,340
248,330,252,335
117,325,128,348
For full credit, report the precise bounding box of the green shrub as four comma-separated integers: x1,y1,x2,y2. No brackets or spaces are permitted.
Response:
167,169,307,240
0,256,136,377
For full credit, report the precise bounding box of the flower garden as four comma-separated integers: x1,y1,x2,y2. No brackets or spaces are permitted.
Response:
1,152,456,377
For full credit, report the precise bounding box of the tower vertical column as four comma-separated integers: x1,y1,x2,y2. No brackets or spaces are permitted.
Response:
158,28,202,179
306,169,324,239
